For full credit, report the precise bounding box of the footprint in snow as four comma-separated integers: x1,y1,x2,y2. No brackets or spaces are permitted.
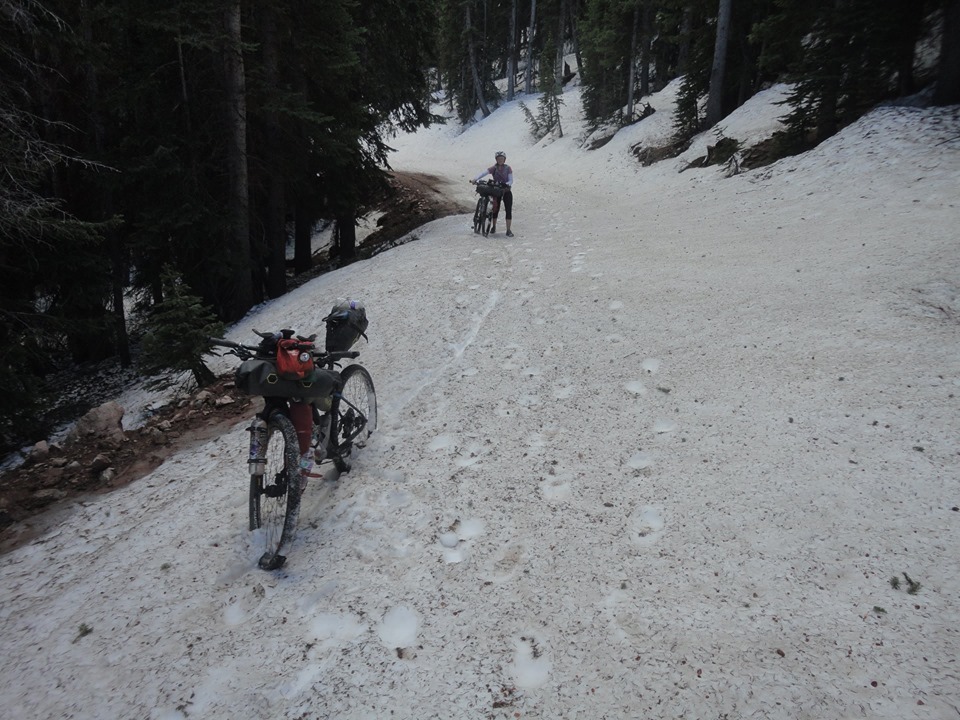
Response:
540,474,572,502
488,542,526,583
625,380,647,396
642,357,661,373
626,451,653,470
507,634,552,689
653,419,677,434
427,433,456,452
309,612,367,648
377,605,419,652
628,506,665,547
438,517,485,564
222,581,266,626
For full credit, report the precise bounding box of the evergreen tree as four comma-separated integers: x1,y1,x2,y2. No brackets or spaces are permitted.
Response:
139,267,225,388
775,0,930,149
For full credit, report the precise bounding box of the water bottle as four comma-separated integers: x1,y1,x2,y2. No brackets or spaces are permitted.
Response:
247,418,268,475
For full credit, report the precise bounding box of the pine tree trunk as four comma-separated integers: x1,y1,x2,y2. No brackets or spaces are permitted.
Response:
556,0,566,86
222,0,253,320
570,0,583,83
639,1,652,97
626,3,639,121
525,0,537,93
262,5,287,299
677,6,692,76
507,0,517,100
294,202,313,274
466,2,491,116
82,0,130,367
705,0,732,128
336,216,357,261
933,0,960,105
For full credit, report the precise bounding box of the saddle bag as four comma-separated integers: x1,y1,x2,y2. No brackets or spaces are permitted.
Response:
324,300,369,352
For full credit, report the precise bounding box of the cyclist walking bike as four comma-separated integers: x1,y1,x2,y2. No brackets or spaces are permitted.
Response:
209,300,376,570
470,149,515,236
471,180,508,237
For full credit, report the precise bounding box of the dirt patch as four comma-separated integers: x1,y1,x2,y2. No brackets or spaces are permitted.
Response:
0,171,462,554
0,376,257,553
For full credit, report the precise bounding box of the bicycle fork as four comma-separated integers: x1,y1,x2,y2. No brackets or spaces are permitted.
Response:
248,417,268,475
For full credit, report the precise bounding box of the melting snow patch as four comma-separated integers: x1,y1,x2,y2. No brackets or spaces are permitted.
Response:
625,380,647,396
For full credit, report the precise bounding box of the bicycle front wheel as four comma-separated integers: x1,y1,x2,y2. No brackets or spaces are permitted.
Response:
333,364,377,454
473,197,486,234
249,411,303,570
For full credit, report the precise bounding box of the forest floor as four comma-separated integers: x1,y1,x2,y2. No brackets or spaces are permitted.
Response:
0,171,464,553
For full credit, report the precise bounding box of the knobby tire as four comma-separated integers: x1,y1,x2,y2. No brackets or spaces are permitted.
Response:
333,365,377,457
473,197,486,234
249,411,303,570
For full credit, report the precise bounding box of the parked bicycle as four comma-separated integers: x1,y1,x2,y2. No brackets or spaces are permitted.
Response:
471,179,508,237
209,300,376,570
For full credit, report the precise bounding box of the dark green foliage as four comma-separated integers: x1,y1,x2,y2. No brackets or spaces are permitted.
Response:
521,32,566,139
139,267,225,388
579,0,635,127
775,0,936,150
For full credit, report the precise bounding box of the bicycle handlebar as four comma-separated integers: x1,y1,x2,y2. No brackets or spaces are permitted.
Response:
208,337,359,363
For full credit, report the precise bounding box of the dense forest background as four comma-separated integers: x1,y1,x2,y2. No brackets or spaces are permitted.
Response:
1,0,958,451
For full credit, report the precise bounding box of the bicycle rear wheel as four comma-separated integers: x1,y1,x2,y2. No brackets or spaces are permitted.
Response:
333,364,377,458
249,411,303,570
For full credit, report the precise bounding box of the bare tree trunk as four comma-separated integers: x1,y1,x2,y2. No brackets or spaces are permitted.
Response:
223,0,253,319
933,0,960,105
507,0,517,100
639,1,652,97
705,0,732,128
555,0,566,86
524,0,537,93
677,5,692,76
81,0,130,366
569,0,583,82
626,3,639,121
293,203,313,274
466,1,491,116
336,216,357,261
262,5,286,299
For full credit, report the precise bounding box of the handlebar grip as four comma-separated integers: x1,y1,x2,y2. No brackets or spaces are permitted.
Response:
209,337,239,348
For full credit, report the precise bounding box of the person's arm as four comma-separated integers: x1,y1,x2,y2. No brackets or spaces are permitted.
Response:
506,170,513,187
473,168,490,183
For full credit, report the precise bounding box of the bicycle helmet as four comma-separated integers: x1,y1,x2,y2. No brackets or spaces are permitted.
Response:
495,150,506,159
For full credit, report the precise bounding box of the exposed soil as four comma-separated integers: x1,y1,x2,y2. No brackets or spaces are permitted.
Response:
0,171,462,554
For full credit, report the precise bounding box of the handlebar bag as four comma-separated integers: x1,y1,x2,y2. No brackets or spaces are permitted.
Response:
236,359,339,408
476,184,505,198
324,302,369,352
276,338,315,380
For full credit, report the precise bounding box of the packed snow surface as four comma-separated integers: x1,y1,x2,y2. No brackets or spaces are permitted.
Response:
2,80,959,719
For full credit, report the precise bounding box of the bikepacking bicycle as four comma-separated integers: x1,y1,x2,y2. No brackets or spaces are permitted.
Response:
209,299,377,571
472,180,508,237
